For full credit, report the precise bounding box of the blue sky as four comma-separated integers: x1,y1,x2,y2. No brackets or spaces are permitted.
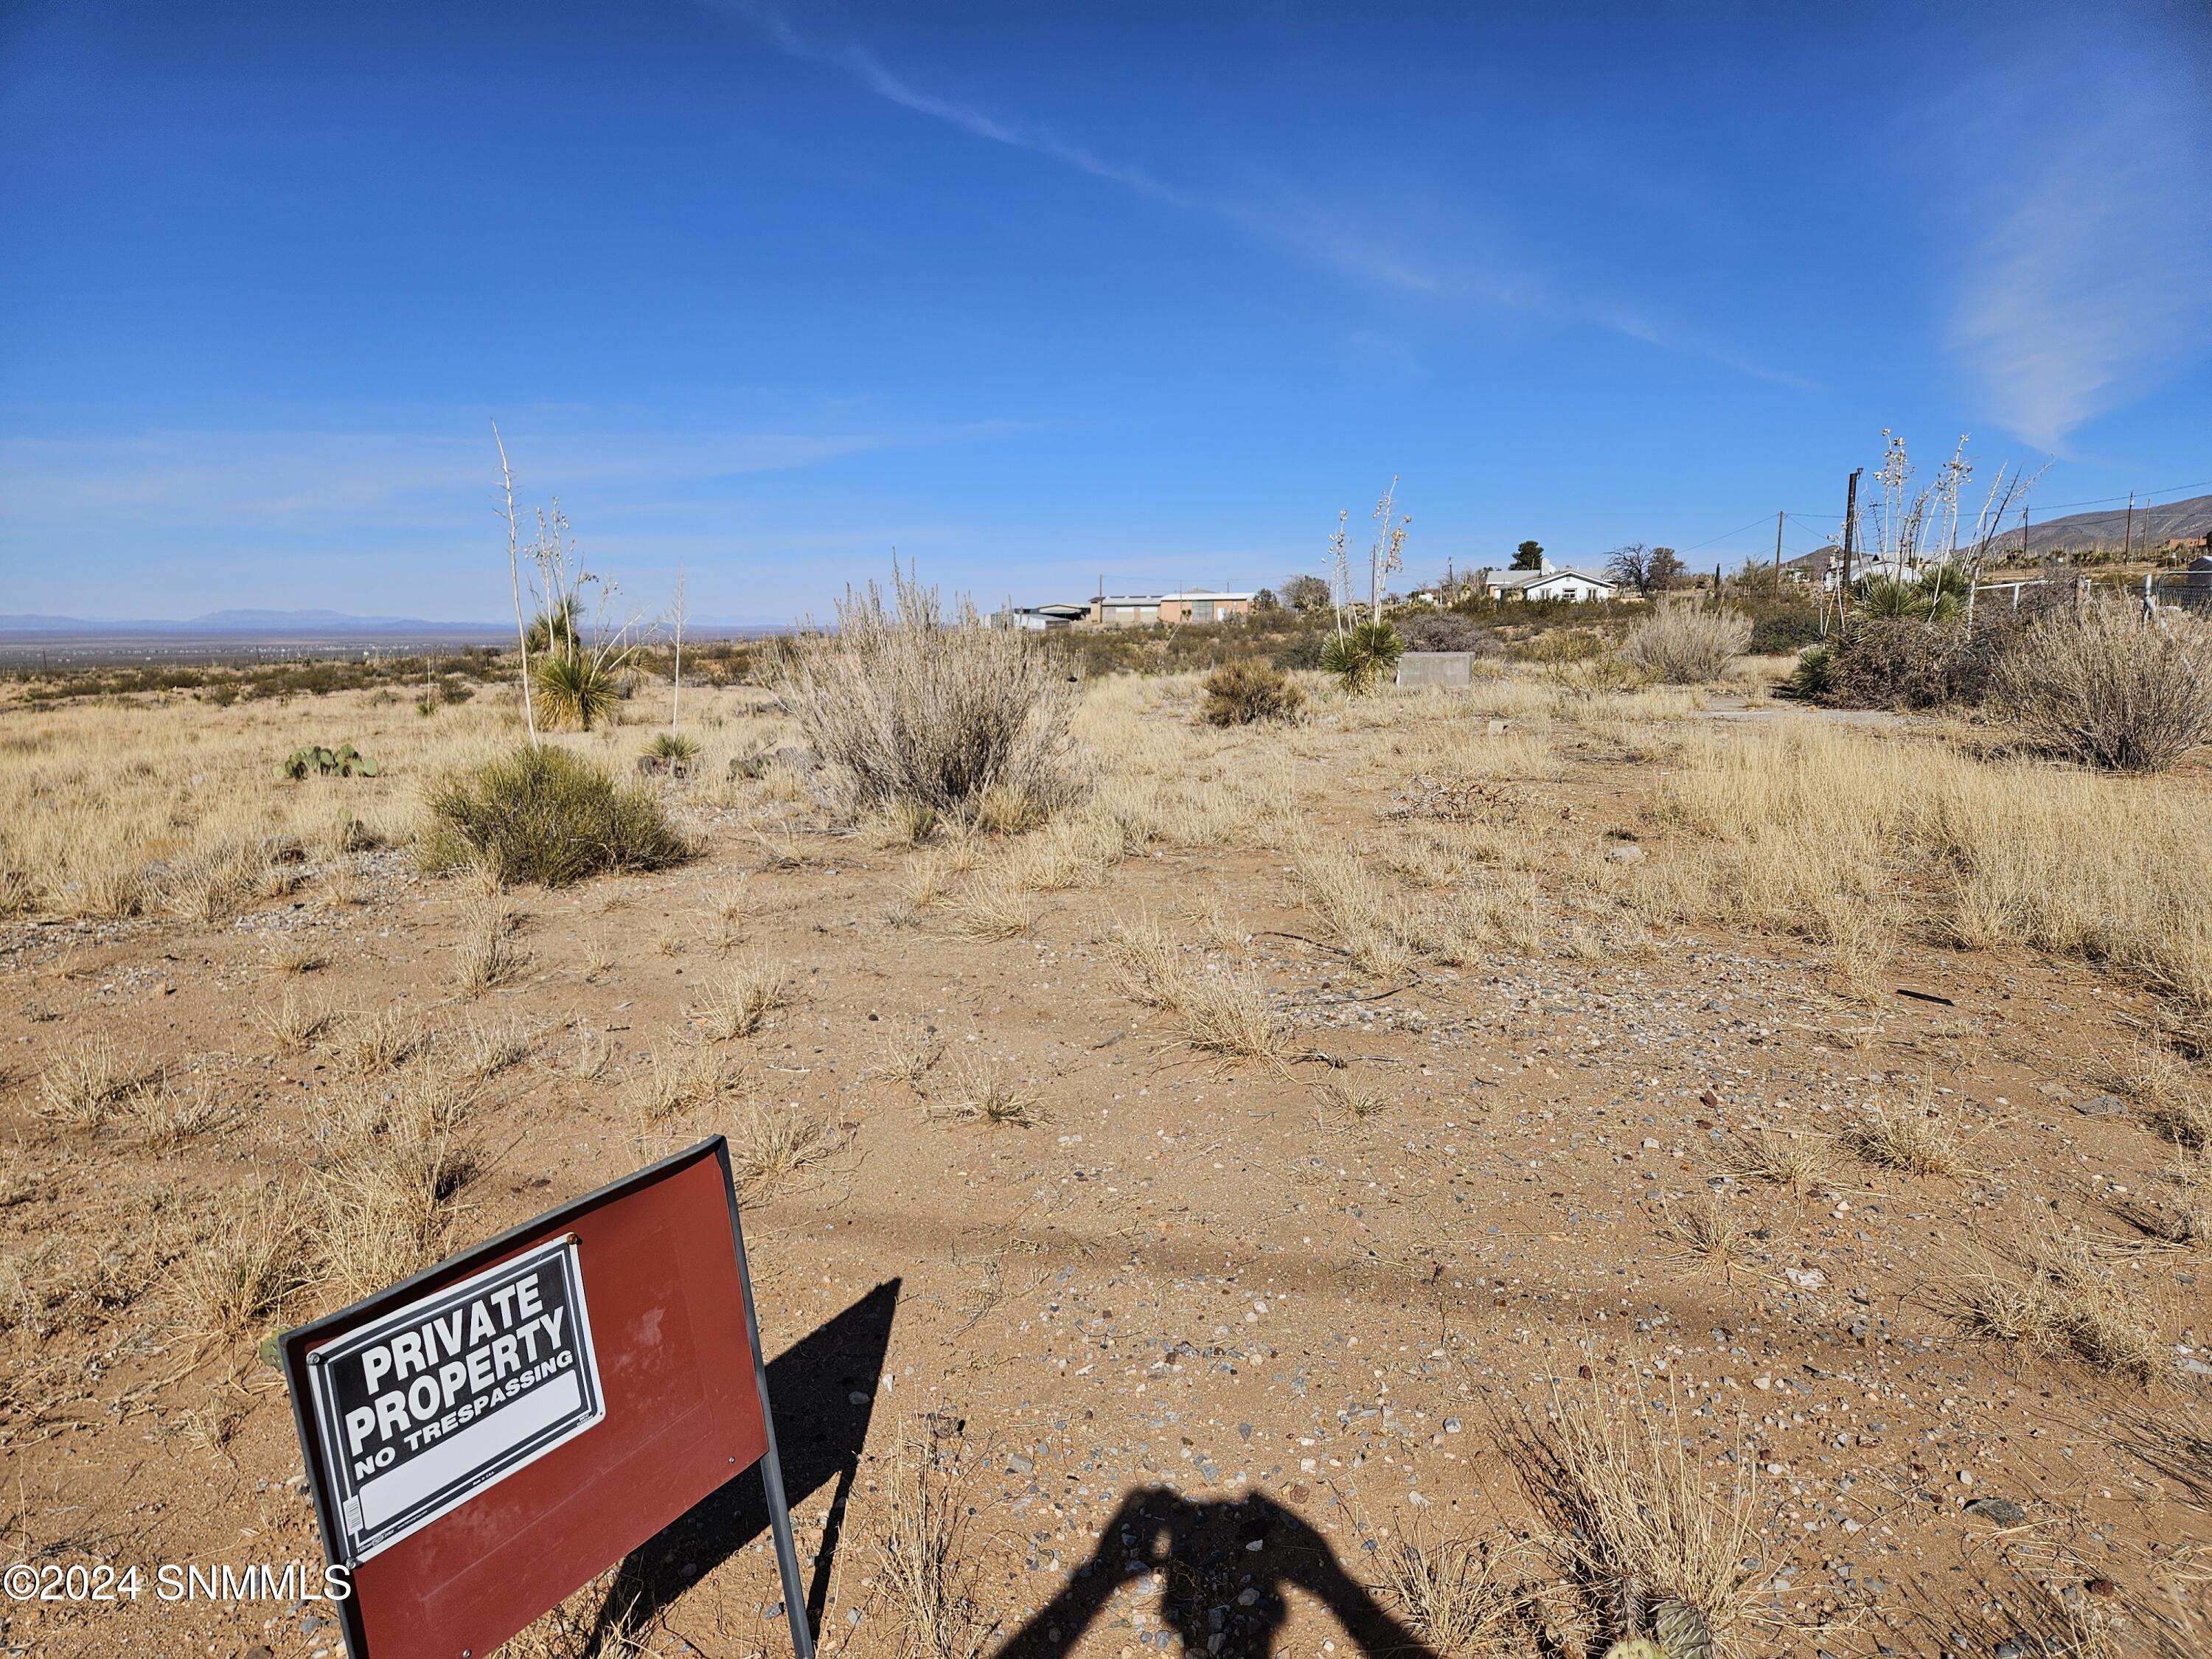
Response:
4,1,2209,622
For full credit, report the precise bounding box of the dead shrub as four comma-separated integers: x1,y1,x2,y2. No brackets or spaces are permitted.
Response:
1621,603,1751,685
776,566,1082,827
1993,598,2212,773
877,1429,995,1659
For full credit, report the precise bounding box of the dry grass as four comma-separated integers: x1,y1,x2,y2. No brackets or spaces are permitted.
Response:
35,1036,151,1127
726,1099,846,1200
876,1430,995,1659
268,935,327,976
1660,1194,1756,1279
1318,1077,1390,1122
1289,840,1416,978
257,990,331,1054
863,1018,942,1088
1725,1126,1834,1193
1522,1388,1762,1646
454,899,522,998
451,1012,535,1082
693,958,793,1041
1371,1524,1546,1658
1838,1089,1966,1177
632,1048,734,1124
128,1079,232,1150
341,1004,427,1076
928,1060,1041,1127
313,1133,478,1301
2107,1399,2212,1510
1955,1234,2166,1382
175,1185,313,1346
1620,602,1751,685
705,878,751,950
941,871,1040,941
1105,917,1289,1063
1658,719,2212,1011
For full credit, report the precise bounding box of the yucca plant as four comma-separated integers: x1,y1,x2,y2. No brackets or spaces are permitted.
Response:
1320,620,1403,694
531,648,623,731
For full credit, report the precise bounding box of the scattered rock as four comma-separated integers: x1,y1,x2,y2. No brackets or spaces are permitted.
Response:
2071,1094,2128,1116
1606,843,1646,864
1965,1496,2026,1524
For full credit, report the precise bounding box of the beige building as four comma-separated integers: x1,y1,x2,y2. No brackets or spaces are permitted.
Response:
1090,589,1256,625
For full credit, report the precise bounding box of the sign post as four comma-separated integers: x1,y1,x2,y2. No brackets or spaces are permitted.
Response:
281,1138,815,1659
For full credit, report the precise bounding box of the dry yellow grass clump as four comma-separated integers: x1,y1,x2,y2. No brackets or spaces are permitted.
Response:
1105,915,1289,1063
1658,719,2212,1009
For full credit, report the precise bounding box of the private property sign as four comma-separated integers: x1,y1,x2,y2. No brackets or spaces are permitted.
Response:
305,1235,605,1563
281,1139,815,1659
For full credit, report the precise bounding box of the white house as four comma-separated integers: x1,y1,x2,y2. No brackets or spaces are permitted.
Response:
1484,560,1621,602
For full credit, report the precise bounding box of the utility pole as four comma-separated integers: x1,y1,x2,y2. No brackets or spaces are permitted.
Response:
1774,509,1786,576
1839,468,1863,643
2124,492,2135,563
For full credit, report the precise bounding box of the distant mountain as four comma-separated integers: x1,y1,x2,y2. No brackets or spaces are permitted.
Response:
0,611,504,635
2008,493,2212,557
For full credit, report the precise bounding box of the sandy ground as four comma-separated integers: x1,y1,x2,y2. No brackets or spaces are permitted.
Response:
1,672,2208,1659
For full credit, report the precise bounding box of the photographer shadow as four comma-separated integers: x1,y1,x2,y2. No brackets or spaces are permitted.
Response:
997,1488,1438,1659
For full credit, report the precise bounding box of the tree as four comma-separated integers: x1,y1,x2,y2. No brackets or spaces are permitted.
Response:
1606,543,1684,597
1250,588,1279,612
1279,574,1331,613
1512,540,1545,571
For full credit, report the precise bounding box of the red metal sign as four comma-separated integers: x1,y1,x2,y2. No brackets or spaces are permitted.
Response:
282,1138,812,1659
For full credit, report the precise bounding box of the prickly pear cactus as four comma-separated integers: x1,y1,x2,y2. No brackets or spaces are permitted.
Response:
275,744,379,780
1651,1599,1714,1659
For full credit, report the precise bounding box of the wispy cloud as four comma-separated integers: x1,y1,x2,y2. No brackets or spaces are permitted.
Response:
723,3,1798,383
1945,45,2212,452
0,419,1020,535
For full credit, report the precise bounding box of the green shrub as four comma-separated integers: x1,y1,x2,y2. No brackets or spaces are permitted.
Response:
420,746,692,887
1200,660,1306,726
645,731,701,763
1787,644,1834,700
1319,622,1403,693
1273,632,1328,672
276,743,378,780
1747,611,1822,655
